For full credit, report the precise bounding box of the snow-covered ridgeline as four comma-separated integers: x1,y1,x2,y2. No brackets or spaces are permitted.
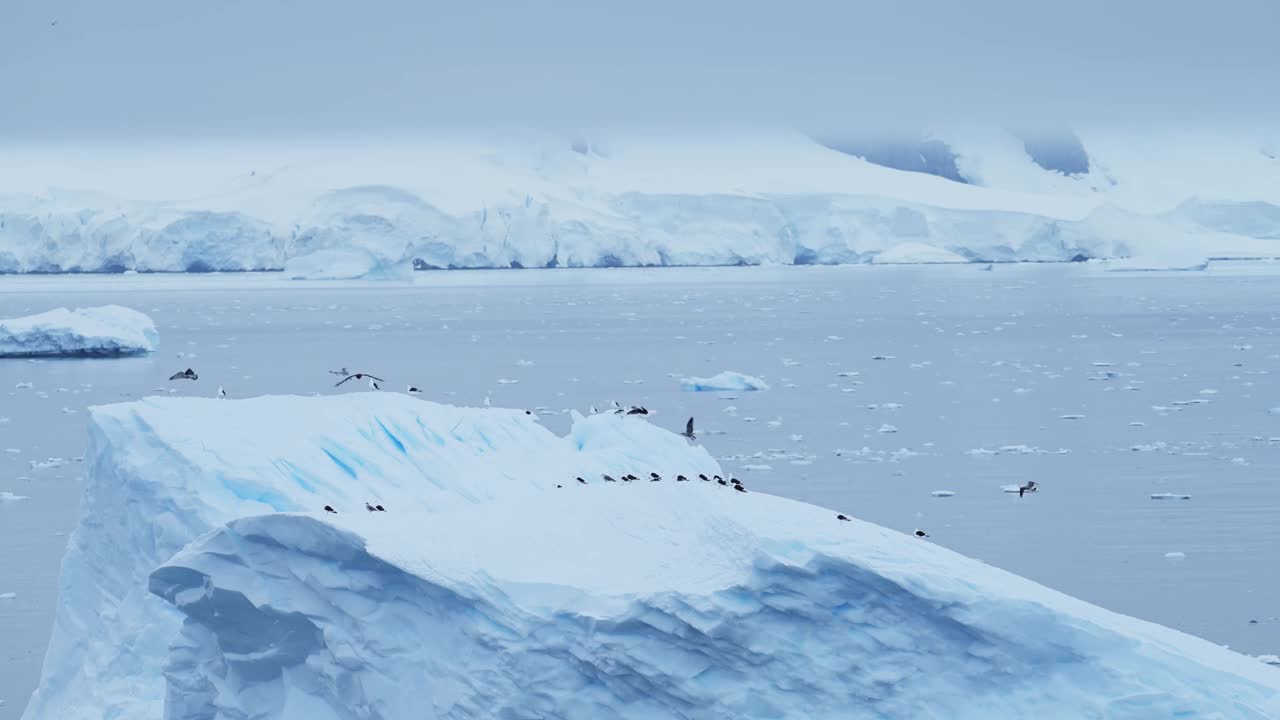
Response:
0,305,157,357
25,393,1280,719
4,132,1280,275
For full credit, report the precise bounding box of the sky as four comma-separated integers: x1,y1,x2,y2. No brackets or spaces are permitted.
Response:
2,0,1278,139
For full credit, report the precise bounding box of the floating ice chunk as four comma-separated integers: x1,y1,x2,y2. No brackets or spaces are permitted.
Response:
681,371,770,392
877,424,898,433
0,592,16,600
1151,493,1192,500
0,492,30,502
931,490,955,497
1165,551,1187,560
0,306,158,357
1059,414,1086,420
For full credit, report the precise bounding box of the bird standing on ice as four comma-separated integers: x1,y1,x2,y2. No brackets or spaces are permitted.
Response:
217,386,226,399
407,385,422,394
914,529,930,538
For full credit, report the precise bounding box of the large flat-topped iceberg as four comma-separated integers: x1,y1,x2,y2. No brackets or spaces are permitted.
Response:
681,370,770,392
0,305,157,357
26,394,1280,719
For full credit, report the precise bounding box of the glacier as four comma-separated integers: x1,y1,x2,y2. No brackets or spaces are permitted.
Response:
24,393,1280,719
3,131,1280,275
0,305,157,357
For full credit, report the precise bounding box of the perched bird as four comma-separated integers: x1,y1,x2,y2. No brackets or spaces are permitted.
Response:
602,474,617,483
1018,481,1038,498
329,367,350,376
577,477,587,485
169,368,198,381
837,514,850,521
334,372,384,387
914,529,929,538
681,417,696,439
324,505,337,513
366,502,377,512
217,386,226,399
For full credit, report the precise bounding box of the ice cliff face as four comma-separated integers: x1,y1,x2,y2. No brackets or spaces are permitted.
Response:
3,132,1279,275
0,305,157,357
24,394,1280,719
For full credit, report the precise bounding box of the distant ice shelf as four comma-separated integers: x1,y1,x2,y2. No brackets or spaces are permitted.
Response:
22,393,1280,720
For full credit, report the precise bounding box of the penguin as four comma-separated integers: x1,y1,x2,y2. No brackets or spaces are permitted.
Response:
577,477,587,485
730,477,742,486
602,474,617,482
217,386,226,399
837,514,850,521
324,505,336,513
699,473,710,482
914,529,929,538
676,474,688,482
375,505,385,512
627,406,649,415
713,475,723,483
366,502,376,512
556,484,563,488
734,484,747,493
717,479,727,486
650,472,661,482
407,385,423,394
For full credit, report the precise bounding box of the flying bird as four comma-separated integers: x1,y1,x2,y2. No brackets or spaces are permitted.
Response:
681,417,696,439
334,372,384,387
329,367,350,376
1018,481,1038,498
169,368,198,381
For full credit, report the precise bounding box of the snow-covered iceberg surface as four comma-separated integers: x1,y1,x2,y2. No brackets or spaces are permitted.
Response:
0,305,157,357
681,371,771,392
283,248,413,280
28,394,1280,719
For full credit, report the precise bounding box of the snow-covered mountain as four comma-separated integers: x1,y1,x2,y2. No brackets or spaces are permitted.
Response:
23,394,1280,719
2,130,1278,276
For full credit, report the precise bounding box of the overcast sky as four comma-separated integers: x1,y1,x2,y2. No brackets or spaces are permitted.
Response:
2,0,1277,139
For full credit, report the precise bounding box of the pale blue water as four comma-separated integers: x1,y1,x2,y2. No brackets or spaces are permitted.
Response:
1,264,1278,716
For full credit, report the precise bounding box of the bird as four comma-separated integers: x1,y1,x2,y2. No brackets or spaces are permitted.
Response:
217,386,226,399
602,474,617,482
713,475,723,483
734,485,747,493
407,385,423,394
698,474,710,482
650,472,661,482
627,406,649,415
369,378,381,390
556,484,562,488
577,477,587,485
676,475,688,482
50,20,58,27
623,474,636,482
681,417,696,439
334,373,384,387
1018,481,1038,498
169,368,198,381
717,479,727,486
329,367,350,376
730,477,741,485
366,502,377,512
914,529,929,538
837,514,850,521
324,505,336,513
375,505,385,512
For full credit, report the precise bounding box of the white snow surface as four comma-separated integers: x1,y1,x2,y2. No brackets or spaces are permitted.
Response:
681,371,771,392
0,305,157,357
25,393,1280,719
3,132,1279,274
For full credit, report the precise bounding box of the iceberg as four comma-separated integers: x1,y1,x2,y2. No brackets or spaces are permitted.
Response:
0,305,157,357
283,248,413,280
24,394,1280,719
681,370,771,392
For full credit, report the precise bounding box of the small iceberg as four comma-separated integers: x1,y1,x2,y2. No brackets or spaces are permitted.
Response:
284,249,413,280
0,305,158,357
1151,493,1192,500
931,490,956,498
680,371,770,392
